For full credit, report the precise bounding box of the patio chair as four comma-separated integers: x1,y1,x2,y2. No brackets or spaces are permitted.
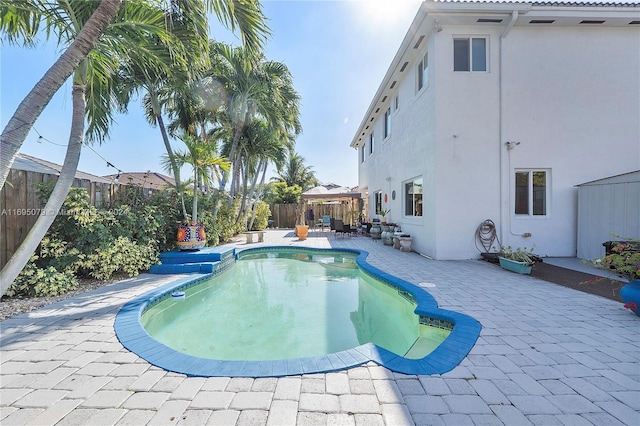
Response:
321,215,331,231
334,219,346,238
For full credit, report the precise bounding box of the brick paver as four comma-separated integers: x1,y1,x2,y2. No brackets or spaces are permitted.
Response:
1,230,639,425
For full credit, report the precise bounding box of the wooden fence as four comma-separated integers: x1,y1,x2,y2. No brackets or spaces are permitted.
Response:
0,169,143,270
268,203,356,229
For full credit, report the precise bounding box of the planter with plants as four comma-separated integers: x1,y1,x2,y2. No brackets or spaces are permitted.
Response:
588,239,640,316
498,246,536,275
379,209,390,224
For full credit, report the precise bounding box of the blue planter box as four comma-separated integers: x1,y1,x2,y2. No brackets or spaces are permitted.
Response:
499,257,532,275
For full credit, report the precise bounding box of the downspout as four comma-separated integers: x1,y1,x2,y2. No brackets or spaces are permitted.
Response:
498,10,518,247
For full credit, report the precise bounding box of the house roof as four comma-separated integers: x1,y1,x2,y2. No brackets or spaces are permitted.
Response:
349,0,640,148
576,170,640,186
13,153,114,184
102,172,176,190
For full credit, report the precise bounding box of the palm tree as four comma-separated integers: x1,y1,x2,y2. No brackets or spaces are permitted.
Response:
163,133,230,224
0,0,269,293
0,0,269,191
0,0,122,190
207,41,302,206
273,150,319,191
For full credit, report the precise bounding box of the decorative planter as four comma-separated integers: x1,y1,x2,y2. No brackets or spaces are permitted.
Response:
176,223,206,251
498,257,532,275
381,225,394,245
370,223,382,240
399,236,412,252
620,279,640,316
296,225,309,241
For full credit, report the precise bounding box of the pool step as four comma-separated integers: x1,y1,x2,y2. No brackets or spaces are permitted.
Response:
149,247,236,275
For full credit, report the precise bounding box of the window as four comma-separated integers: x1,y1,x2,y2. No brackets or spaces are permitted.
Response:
417,51,428,90
374,191,383,215
454,37,487,72
515,170,548,216
360,145,365,164
394,95,399,111
369,133,374,155
384,108,391,139
404,177,423,217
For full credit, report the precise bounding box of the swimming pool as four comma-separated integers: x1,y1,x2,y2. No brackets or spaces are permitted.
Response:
115,247,481,377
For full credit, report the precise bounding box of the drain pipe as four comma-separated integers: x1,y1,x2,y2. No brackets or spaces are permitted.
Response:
498,10,518,247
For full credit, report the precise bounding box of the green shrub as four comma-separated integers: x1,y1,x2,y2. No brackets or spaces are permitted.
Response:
77,237,158,280
7,256,78,298
250,201,270,230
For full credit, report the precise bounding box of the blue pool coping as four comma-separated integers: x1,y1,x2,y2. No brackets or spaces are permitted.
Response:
114,246,482,377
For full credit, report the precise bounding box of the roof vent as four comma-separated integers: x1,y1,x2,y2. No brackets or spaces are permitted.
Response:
390,81,397,89
477,18,502,23
529,19,555,24
382,96,387,103
399,62,409,72
580,20,605,24
413,35,425,49
375,108,380,113
630,21,640,24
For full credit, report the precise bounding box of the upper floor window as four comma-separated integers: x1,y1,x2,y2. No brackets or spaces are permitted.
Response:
515,170,548,216
394,95,399,111
384,108,391,139
360,145,365,164
369,133,375,154
454,37,487,72
404,177,423,217
417,51,428,90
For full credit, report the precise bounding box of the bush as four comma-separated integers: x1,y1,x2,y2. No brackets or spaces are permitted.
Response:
250,201,270,230
7,256,78,298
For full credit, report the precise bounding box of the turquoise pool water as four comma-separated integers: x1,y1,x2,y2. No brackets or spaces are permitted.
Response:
141,250,449,361
115,247,482,377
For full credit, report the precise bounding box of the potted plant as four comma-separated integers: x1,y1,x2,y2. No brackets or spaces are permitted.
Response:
167,134,230,250
589,239,640,315
379,209,390,223
498,246,536,274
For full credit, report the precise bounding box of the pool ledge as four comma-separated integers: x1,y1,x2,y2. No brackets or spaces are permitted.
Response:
115,246,481,377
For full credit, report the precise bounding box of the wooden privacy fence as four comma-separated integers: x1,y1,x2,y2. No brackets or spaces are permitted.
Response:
0,169,145,270
268,203,356,229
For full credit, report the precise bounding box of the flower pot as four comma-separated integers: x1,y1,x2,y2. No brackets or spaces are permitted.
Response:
296,225,309,241
381,225,394,245
399,236,412,252
370,223,382,240
176,223,206,251
498,257,532,274
620,279,640,316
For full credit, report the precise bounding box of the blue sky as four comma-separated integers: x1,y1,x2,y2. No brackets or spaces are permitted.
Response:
0,0,422,188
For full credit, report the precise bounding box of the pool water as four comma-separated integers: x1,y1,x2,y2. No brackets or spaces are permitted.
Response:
141,251,450,361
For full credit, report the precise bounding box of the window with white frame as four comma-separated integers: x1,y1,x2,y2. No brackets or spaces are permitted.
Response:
384,108,391,139
360,145,365,164
417,51,428,90
394,95,399,111
374,191,383,215
453,37,487,72
369,132,374,155
514,170,548,216
404,177,423,217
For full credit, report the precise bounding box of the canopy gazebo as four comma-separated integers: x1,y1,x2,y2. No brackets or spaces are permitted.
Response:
298,184,362,228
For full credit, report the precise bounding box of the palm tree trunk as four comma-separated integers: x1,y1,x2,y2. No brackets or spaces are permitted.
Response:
0,0,122,191
192,165,198,224
155,112,187,220
0,83,86,296
247,159,267,230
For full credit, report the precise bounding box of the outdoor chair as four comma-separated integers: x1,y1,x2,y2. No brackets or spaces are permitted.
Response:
321,215,331,231
334,219,346,238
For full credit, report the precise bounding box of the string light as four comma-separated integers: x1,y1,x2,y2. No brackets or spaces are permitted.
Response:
32,127,124,180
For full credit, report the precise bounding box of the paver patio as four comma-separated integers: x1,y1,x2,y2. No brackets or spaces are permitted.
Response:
1,229,638,425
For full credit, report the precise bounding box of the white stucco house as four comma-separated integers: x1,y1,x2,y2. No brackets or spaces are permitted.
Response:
351,0,640,260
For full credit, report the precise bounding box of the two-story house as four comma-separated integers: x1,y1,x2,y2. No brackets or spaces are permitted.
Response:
351,0,640,260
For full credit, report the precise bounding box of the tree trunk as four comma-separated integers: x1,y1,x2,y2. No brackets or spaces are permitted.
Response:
248,160,268,230
155,112,187,220
0,0,122,191
0,83,86,295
